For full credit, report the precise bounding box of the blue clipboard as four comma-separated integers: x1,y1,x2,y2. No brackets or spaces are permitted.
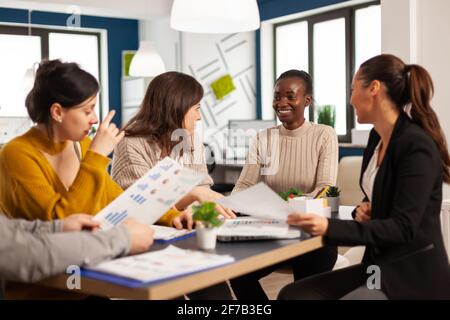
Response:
81,260,234,288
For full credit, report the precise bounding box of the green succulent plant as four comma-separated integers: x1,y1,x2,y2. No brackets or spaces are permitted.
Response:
192,202,223,228
326,186,341,197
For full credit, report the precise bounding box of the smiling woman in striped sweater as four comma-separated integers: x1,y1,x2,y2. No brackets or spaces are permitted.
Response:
230,70,339,300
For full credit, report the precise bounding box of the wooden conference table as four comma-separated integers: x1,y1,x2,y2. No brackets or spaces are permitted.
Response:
38,206,354,300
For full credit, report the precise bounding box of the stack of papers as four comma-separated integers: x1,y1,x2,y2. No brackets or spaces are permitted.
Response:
84,245,235,285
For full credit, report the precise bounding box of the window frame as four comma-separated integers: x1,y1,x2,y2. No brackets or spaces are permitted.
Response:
273,0,380,142
0,24,103,119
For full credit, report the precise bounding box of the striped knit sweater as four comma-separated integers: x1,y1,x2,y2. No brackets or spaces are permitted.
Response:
112,135,213,190
233,121,339,195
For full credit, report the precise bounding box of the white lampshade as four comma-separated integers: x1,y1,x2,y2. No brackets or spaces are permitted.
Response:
129,41,166,77
170,0,260,34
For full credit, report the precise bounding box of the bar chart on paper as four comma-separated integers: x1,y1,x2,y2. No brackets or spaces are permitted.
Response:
104,210,129,226
94,157,203,230
130,194,147,205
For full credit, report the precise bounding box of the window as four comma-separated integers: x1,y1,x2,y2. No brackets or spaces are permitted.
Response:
0,34,41,117
354,4,381,130
275,21,309,120
313,18,347,135
274,1,381,141
0,25,103,119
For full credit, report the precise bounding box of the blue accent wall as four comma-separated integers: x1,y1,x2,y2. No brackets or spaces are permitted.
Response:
0,7,139,126
257,0,350,21
255,0,350,119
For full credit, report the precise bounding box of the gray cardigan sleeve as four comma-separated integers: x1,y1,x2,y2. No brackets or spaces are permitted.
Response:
0,215,130,283
2,215,62,234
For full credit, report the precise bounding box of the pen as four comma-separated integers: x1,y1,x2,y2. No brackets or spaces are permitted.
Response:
314,185,330,199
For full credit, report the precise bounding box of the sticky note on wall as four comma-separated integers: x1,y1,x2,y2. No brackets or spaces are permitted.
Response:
210,74,236,100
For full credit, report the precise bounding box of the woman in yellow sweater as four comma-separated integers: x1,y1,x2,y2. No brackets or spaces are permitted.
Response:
0,60,179,226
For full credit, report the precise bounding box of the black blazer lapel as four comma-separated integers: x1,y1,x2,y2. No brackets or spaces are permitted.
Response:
368,112,411,219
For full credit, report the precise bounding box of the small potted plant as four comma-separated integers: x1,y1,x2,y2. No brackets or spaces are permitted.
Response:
316,104,336,128
278,188,304,201
192,202,223,250
326,186,341,213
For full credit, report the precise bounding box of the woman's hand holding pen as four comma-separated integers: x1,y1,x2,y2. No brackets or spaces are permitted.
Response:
355,201,371,223
287,212,329,236
90,110,125,157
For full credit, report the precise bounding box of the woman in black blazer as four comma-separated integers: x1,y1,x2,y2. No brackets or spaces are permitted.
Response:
279,54,450,299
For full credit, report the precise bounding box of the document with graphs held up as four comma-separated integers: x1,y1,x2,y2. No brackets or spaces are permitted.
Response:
94,157,202,230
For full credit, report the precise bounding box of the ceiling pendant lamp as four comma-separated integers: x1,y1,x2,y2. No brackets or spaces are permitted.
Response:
129,41,166,77
170,0,260,34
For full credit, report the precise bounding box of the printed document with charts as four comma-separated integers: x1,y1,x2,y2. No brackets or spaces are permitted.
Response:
84,245,235,284
94,157,202,230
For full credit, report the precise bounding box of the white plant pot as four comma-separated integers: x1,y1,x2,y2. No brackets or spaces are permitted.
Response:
196,226,218,250
327,197,340,213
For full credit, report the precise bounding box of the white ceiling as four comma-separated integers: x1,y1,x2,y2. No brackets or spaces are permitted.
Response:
0,0,174,20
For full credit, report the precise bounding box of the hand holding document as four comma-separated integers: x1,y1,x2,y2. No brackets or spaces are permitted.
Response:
216,183,291,220
94,157,203,230
216,183,330,220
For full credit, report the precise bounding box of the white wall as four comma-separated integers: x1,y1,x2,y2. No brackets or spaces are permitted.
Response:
381,0,450,199
138,19,257,162
1,0,172,20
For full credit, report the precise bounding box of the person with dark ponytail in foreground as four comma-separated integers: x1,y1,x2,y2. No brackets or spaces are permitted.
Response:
279,54,450,299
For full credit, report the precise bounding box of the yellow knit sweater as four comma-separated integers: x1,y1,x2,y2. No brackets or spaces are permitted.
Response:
0,127,178,225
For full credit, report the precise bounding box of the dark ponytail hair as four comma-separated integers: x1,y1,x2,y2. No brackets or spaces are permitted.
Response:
358,54,450,183
276,69,313,95
25,59,99,125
